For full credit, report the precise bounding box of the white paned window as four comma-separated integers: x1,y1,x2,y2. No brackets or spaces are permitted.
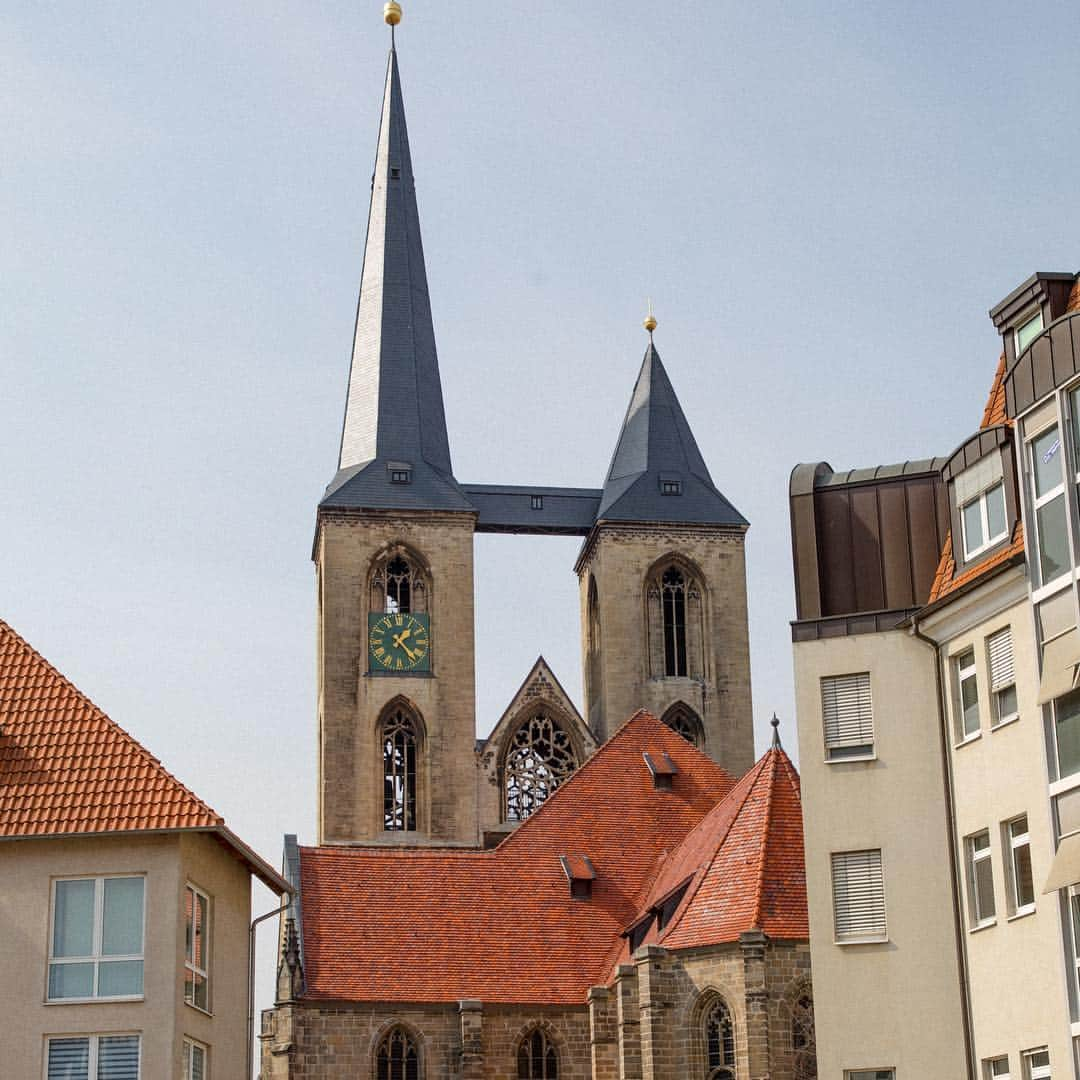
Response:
1029,423,1069,587
831,850,886,943
1022,1047,1051,1079
47,1035,140,1080
48,876,144,1001
967,830,996,927
987,627,1018,727
1057,787,1080,839
956,649,981,740
1006,815,1035,914
961,482,1008,559
985,1058,1011,1079
184,884,210,1011
183,1038,208,1080
1016,310,1044,355
821,672,874,760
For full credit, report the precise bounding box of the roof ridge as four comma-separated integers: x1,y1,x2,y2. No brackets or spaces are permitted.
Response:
749,751,780,930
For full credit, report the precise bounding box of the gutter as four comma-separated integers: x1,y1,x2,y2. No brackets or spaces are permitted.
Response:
910,614,976,1080
249,898,291,1080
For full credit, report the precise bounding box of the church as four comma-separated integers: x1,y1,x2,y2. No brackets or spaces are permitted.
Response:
260,6,812,1078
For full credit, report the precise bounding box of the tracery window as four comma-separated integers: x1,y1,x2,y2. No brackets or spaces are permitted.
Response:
376,1026,419,1080
517,1027,558,1079
663,703,703,748
383,708,419,831
704,997,735,1079
370,551,428,614
504,712,578,822
662,568,688,676
791,994,816,1080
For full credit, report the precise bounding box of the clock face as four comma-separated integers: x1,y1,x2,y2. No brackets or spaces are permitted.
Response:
368,612,431,673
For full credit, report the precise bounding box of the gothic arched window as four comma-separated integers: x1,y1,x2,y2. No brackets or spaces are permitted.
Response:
661,568,688,677
662,703,704,749
370,550,428,615
704,997,735,1079
504,712,578,822
382,707,419,831
791,994,816,1080
586,576,602,694
517,1027,558,1079
376,1026,419,1080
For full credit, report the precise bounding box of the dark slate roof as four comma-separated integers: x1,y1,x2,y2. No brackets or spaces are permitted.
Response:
328,46,463,512
598,343,747,527
462,485,602,534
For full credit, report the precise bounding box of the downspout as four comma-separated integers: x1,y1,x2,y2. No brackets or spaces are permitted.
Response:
911,615,976,1080
248,898,291,1080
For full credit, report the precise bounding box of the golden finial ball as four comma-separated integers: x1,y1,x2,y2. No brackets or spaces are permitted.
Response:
384,1,402,26
644,313,658,333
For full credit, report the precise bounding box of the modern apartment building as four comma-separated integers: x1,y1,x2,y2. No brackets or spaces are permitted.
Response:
790,270,1080,1080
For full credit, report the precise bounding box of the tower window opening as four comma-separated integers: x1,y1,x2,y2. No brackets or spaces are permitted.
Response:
662,704,703,748
662,568,688,677
531,494,544,510
383,709,418,831
390,166,402,180
384,556,412,613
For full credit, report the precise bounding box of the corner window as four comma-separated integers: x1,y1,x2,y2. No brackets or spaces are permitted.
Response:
1054,690,1080,780
184,884,211,1011
962,482,1008,559
1022,1048,1051,1080
1005,815,1035,915
47,1035,141,1080
821,672,874,760
49,876,144,1001
985,1059,1011,1080
1029,423,1069,587
1016,310,1044,355
956,649,981,740
831,849,887,943
966,830,996,927
987,627,1018,728
183,1038,208,1080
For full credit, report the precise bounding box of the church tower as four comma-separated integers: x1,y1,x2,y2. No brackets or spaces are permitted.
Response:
314,39,478,845
576,322,755,778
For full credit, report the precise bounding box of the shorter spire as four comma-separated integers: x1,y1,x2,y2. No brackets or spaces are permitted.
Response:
770,714,782,749
644,299,657,340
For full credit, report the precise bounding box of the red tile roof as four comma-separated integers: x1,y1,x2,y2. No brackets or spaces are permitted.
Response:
297,713,807,1005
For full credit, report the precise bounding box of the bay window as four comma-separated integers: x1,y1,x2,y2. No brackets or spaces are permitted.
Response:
184,883,211,1011
1029,423,1069,586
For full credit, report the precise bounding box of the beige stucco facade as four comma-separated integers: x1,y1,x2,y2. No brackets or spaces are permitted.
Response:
794,627,968,1079
0,829,253,1079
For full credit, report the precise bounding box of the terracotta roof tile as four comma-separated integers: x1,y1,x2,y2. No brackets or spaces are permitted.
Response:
0,619,222,837
297,715,807,1005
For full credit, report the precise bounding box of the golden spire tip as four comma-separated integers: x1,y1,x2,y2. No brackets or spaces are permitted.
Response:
384,1,402,27
643,298,657,335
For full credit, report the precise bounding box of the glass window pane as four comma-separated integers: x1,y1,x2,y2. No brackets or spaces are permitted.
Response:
962,676,980,736
97,1036,140,1080
48,961,94,1000
191,1044,205,1080
1057,787,1080,837
986,483,1007,541
101,878,143,956
975,857,996,921
48,1038,90,1080
194,892,208,969
1037,494,1070,583
1058,693,1080,778
97,959,143,997
964,499,985,554
53,879,95,958
1015,844,1035,907
1017,312,1044,353
1033,425,1063,498
995,685,1018,724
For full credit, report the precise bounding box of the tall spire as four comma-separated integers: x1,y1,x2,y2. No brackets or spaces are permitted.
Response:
597,326,747,526
325,25,469,512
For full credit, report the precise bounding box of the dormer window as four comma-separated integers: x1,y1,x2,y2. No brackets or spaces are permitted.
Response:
955,454,1008,560
1015,309,1044,355
388,462,413,484
660,476,682,496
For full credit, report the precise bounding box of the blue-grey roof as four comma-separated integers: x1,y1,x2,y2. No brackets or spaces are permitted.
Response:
462,484,602,534
327,46,462,512
597,343,748,527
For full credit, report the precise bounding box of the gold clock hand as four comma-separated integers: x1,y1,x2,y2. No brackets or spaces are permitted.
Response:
391,628,412,650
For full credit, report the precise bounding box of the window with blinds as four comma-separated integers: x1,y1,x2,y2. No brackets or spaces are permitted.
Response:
987,627,1018,727
831,850,887,942
821,673,874,760
47,1035,140,1080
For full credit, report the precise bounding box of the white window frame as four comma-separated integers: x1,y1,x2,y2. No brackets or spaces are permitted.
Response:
1022,1046,1051,1080
987,626,1019,729
1005,815,1036,917
1027,420,1069,590
845,1071,896,1080
182,1037,208,1080
45,1033,142,1079
956,648,981,742
1015,308,1044,356
984,1057,1011,1080
821,672,875,762
831,849,887,944
47,875,146,1003
967,830,996,929
184,883,211,1013
962,480,1009,560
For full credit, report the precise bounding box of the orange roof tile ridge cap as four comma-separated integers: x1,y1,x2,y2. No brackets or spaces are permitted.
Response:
751,750,788,931
0,619,223,827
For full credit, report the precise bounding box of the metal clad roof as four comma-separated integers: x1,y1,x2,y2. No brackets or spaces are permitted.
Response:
462,485,601,534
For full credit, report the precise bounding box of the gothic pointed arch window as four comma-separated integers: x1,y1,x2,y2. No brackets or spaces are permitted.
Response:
375,1026,419,1080
791,993,816,1080
370,549,429,615
517,1027,558,1079
586,575,602,696
504,712,578,822
704,997,736,1079
382,705,421,831
662,703,704,749
662,567,688,676
647,558,705,681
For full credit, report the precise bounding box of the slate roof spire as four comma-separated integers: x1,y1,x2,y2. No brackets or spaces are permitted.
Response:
323,34,471,512
597,332,748,526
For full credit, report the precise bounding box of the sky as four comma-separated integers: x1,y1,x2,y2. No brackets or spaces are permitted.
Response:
3,0,1079,1055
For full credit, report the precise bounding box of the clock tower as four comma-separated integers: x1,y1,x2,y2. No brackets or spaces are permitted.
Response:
314,41,478,845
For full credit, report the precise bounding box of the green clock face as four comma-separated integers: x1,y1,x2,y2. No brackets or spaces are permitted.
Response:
368,612,431,673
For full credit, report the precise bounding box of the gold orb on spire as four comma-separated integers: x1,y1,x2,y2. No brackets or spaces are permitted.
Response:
384,1,402,26
643,300,657,334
